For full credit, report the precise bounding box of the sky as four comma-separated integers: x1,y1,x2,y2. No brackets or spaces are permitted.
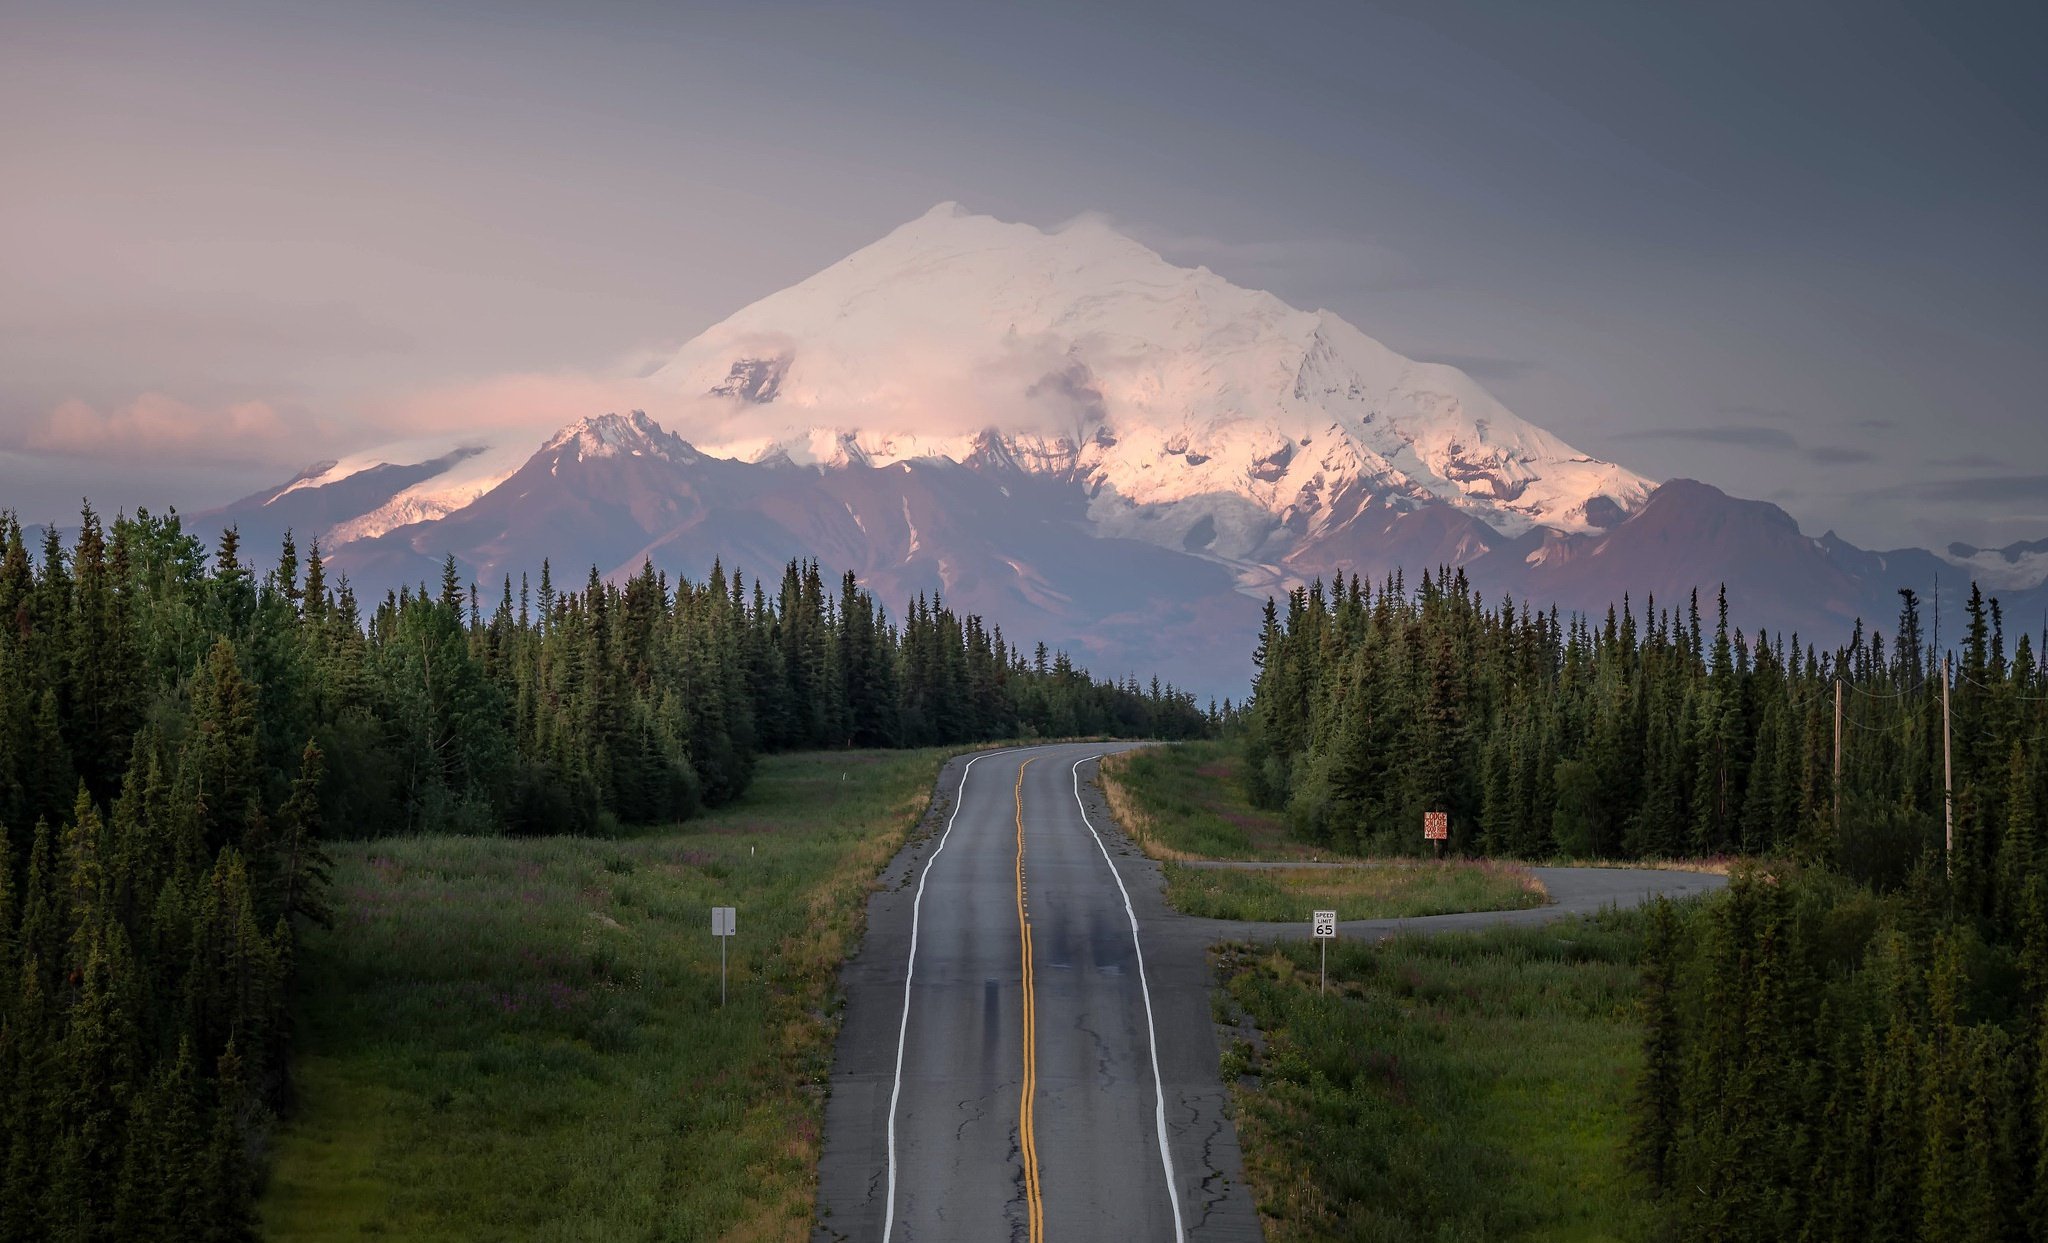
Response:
3,0,2044,552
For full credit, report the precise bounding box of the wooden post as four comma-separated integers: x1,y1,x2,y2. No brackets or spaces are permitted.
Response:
1943,654,1954,872
1833,678,1843,842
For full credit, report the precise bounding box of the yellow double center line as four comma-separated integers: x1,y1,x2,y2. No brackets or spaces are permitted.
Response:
1014,758,1044,1243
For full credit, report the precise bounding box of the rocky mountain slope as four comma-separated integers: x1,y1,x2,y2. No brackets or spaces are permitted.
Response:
197,207,2045,696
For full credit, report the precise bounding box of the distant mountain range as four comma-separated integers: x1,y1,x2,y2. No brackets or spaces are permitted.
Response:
199,205,2048,698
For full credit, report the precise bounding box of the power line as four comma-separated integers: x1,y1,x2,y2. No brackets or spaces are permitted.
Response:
1781,685,1834,714
1842,681,1919,701
1954,668,2048,701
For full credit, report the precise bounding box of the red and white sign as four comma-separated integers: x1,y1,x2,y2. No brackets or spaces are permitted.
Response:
1423,812,1449,841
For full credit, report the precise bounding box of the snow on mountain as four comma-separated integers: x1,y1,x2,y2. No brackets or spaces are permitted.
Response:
247,429,551,547
204,415,707,557
1941,538,2048,591
197,203,2046,696
321,412,1261,694
535,410,700,471
650,202,1652,565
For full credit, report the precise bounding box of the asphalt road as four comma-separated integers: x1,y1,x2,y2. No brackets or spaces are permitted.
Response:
1165,861,1728,945
813,743,1727,1242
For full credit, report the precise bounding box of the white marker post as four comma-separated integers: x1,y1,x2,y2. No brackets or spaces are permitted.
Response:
712,906,736,1006
1312,909,1337,996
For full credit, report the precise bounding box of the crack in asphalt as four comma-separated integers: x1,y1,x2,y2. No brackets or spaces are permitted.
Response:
1071,1008,1118,1088
954,1094,988,1143
1003,1124,1031,1243
1191,1101,1233,1231
817,746,1728,1243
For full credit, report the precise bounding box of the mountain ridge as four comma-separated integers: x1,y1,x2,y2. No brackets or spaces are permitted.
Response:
197,409,2048,700
190,205,2047,695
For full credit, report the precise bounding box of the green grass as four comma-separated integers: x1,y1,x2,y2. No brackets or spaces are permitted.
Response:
1101,740,1336,860
1104,744,1547,921
1164,859,1548,921
1104,741,1730,874
259,748,953,1243
1216,910,1659,1242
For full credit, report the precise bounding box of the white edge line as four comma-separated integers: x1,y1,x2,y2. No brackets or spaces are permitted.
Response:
883,745,1024,1242
1072,754,1187,1243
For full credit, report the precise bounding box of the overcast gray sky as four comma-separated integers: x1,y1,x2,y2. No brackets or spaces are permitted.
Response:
3,0,2044,551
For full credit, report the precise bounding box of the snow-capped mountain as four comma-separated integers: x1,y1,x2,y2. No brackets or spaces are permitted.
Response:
652,202,1651,574
211,429,548,555
299,410,1261,687
1942,538,2048,591
195,205,2046,697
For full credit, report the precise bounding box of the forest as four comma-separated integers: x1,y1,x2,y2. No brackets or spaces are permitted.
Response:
0,503,1207,1240
1237,565,2047,1240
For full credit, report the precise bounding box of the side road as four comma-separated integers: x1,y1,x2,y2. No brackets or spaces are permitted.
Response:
1157,861,1727,947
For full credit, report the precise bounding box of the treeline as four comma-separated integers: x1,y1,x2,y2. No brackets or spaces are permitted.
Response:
0,504,1206,1240
1635,861,2047,1242
1,510,327,1239
1232,563,2046,1238
1238,567,2040,874
1627,584,2047,1239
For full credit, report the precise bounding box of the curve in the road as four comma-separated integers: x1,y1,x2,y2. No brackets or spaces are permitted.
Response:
1168,864,1727,947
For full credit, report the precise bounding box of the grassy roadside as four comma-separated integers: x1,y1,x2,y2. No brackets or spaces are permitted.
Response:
1101,741,1734,874
1216,912,1660,1242
1101,741,1547,920
1164,859,1547,922
259,748,953,1242
1102,740,1704,1239
1539,856,1734,874
1100,740,1348,861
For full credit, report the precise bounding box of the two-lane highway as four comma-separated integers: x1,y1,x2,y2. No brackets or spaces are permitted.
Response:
815,743,1244,1242
814,743,1725,1241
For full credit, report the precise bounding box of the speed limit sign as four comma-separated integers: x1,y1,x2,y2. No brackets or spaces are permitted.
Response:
1312,909,1337,994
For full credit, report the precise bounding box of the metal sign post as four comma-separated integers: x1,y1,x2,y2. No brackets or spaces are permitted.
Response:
1424,811,1449,860
712,906,736,1006
1312,909,1336,996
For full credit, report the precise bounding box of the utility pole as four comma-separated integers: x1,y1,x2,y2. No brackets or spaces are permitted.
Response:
1943,654,1954,872
1833,678,1843,842
1932,572,1941,664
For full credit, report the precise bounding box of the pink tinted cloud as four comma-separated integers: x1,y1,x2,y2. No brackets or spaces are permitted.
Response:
361,360,1070,456
25,393,323,465
367,371,687,437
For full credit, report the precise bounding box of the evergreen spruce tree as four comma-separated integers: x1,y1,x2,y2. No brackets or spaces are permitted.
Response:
1633,897,1682,1187
2033,991,2048,1239
272,742,333,931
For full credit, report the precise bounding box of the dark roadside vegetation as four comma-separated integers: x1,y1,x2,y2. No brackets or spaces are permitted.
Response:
260,748,953,1240
0,504,1207,1241
1148,568,2047,1241
1215,913,1658,1241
